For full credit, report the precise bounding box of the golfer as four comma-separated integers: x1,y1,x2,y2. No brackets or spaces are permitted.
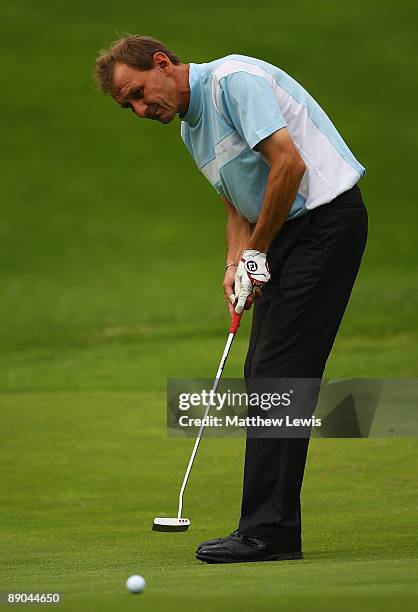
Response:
96,36,368,563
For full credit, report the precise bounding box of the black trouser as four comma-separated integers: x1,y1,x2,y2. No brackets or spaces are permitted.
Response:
238,184,368,547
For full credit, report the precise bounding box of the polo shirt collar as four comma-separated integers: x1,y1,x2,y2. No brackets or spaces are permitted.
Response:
179,63,203,127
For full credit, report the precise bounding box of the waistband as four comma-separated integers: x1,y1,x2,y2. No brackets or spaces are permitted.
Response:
327,184,363,206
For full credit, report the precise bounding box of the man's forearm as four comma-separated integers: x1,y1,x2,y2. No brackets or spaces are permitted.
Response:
247,161,305,253
226,211,252,265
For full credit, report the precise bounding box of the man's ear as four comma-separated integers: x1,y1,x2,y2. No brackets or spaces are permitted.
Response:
152,52,171,74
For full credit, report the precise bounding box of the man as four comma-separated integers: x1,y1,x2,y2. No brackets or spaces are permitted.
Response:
96,36,368,563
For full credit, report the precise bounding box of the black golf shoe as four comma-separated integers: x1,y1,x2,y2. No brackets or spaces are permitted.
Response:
196,529,240,551
196,532,303,564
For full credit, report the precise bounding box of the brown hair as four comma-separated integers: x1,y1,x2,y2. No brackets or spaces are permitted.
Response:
95,35,181,95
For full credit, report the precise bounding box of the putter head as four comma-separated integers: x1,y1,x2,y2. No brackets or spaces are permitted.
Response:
152,517,191,532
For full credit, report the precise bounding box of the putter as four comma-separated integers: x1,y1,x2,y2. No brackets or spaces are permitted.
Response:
153,311,242,532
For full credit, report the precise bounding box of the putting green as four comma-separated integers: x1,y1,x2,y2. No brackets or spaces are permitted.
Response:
1,0,417,610
1,393,417,610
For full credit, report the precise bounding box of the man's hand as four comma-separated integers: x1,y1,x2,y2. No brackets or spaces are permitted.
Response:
232,250,271,314
223,264,238,318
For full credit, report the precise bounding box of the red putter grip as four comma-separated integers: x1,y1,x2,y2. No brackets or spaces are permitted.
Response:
229,312,242,334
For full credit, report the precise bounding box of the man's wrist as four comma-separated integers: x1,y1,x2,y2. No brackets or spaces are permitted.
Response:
225,262,238,271
246,238,270,253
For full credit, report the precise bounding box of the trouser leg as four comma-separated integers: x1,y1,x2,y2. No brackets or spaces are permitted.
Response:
238,187,368,544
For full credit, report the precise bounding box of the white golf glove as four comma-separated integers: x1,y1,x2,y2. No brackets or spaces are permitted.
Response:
232,250,271,314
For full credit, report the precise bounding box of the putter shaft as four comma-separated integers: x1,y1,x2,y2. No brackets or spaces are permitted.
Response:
177,313,242,518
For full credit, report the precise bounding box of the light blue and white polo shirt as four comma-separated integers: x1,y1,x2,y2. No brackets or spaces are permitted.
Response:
180,55,365,223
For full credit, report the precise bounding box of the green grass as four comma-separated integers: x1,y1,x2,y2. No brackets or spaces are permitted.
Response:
1,395,417,610
1,0,417,610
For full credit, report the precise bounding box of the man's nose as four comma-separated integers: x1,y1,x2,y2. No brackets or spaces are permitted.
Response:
131,101,148,118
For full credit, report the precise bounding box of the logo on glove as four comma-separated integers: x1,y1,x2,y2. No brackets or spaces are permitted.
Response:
245,260,258,273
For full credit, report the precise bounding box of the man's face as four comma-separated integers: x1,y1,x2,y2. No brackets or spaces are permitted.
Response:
113,56,179,124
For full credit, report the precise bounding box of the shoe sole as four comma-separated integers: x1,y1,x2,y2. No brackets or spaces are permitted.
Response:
196,551,303,564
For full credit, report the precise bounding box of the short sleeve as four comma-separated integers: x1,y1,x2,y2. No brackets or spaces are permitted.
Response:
219,71,287,150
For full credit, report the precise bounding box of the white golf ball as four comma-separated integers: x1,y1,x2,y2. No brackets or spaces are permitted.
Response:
126,574,146,594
